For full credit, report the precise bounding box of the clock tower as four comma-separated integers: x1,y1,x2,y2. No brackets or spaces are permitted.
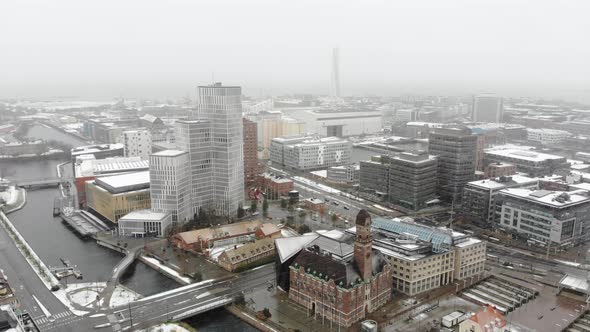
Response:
354,209,373,281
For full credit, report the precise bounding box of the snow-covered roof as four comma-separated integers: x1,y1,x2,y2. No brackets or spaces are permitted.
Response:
95,171,150,194
152,149,186,157
119,209,169,221
275,234,319,263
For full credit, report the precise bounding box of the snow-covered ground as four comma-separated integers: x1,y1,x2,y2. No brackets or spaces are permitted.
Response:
110,285,142,308
70,289,100,307
554,259,581,267
0,186,17,205
143,323,191,332
141,256,192,284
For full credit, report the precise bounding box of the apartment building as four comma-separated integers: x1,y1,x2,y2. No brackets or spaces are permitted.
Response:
121,129,152,160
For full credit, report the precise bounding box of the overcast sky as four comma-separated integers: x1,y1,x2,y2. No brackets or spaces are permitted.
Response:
1,0,589,102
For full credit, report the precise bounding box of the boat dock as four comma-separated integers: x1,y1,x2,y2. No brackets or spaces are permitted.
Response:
60,209,111,237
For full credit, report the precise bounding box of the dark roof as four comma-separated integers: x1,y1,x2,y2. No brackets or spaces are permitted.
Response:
292,246,389,288
356,209,371,227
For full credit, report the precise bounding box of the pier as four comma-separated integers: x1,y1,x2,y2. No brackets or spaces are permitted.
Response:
60,209,112,237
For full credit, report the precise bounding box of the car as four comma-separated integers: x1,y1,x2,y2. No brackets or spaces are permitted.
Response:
343,205,350,210
332,202,339,206
252,211,260,216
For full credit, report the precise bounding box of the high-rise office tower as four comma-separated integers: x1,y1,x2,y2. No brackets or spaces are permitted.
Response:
149,150,191,223
243,118,259,187
472,95,503,123
428,128,477,204
330,47,341,98
176,83,244,218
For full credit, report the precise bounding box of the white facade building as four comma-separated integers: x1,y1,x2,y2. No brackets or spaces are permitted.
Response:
174,83,244,218
149,150,191,223
498,188,590,245
290,109,382,137
121,129,152,160
472,95,503,123
270,135,352,171
527,128,571,145
118,209,172,237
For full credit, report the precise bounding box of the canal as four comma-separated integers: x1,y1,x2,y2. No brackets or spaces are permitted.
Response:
0,124,247,330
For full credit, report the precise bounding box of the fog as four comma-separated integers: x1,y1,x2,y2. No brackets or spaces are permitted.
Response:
1,0,589,101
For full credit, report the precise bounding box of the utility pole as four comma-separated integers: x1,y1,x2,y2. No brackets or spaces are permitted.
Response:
128,302,133,329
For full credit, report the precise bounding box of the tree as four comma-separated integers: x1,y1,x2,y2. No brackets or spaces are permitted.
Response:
331,213,338,224
298,210,307,224
262,199,269,216
280,199,288,209
298,224,311,234
237,204,245,219
250,200,258,212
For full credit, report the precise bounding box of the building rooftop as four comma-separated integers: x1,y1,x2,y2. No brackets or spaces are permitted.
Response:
119,209,169,221
94,171,150,194
500,188,590,208
151,149,187,157
75,157,149,178
467,174,538,190
71,143,124,157
484,148,565,162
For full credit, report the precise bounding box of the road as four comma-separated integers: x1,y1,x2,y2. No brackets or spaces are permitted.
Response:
0,215,68,318
34,264,276,331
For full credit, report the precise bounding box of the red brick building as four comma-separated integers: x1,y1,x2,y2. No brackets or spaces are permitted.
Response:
243,118,259,187
287,210,392,327
485,162,516,178
256,173,294,199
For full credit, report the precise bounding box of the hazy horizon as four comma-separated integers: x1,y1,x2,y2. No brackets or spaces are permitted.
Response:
1,0,589,103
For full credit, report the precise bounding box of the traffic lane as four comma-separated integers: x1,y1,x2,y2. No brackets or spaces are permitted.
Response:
0,220,67,314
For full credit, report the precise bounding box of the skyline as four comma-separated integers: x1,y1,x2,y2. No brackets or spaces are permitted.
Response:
1,0,589,102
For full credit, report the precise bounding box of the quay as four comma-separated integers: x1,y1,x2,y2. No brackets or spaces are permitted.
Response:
60,209,111,237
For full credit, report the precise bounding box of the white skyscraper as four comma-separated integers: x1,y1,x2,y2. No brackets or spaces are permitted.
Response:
472,95,503,123
149,150,191,223
330,47,341,97
175,83,244,218
122,129,152,160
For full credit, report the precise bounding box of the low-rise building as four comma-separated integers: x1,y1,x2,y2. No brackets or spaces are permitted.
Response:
85,171,151,223
171,220,263,252
303,198,325,212
255,173,294,199
218,237,276,272
117,209,172,237
527,128,571,145
498,188,590,246
484,162,516,178
71,143,124,162
458,305,506,332
270,135,352,171
255,223,282,239
74,156,149,207
483,148,568,177
326,164,359,183
461,175,539,226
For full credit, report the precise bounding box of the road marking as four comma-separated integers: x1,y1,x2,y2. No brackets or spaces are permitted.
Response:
32,295,51,318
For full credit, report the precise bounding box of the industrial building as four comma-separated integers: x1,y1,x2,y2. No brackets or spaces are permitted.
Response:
289,109,382,137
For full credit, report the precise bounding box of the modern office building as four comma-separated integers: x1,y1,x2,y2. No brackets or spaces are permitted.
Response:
483,148,568,177
243,118,259,186
326,164,360,183
388,152,438,210
472,95,503,123
149,150,191,223
461,175,539,226
121,129,152,160
180,83,244,217
85,171,151,223
526,128,571,145
270,135,352,171
498,188,590,246
428,128,477,204
118,209,172,237
359,155,391,199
